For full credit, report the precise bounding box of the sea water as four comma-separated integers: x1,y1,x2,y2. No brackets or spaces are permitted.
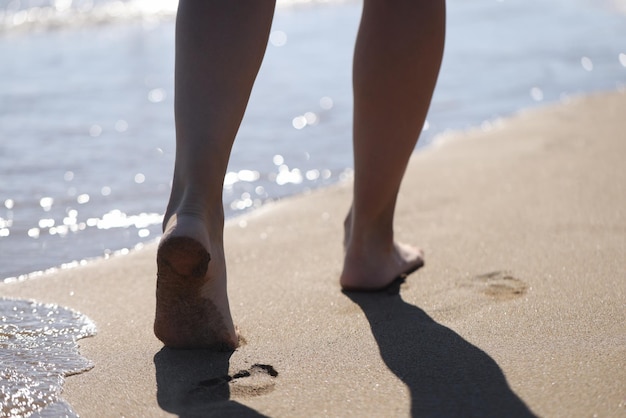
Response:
0,0,625,281
0,298,96,417
0,1,625,416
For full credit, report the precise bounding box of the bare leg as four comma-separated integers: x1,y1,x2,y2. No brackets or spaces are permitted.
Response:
341,0,446,290
154,0,275,349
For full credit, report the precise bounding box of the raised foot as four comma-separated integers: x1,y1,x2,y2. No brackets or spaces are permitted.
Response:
154,235,238,350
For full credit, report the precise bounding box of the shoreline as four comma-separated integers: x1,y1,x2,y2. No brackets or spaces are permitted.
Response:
3,0,625,283
2,90,603,285
1,90,625,417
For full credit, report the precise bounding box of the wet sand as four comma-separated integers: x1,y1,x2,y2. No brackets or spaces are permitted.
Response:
2,91,625,417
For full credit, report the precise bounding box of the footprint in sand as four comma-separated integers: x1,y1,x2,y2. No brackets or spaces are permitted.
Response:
197,364,278,398
470,271,528,301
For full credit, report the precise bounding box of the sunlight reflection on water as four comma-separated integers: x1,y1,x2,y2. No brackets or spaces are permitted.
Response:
0,0,625,281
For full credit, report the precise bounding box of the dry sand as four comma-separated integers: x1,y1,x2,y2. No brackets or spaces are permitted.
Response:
2,91,625,417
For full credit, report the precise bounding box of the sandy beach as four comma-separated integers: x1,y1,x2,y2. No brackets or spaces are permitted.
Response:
2,91,625,417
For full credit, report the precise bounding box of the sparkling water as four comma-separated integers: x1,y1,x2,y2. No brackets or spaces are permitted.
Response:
0,0,624,281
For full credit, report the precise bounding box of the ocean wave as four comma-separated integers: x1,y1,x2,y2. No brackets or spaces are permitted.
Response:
0,0,177,33
0,0,349,33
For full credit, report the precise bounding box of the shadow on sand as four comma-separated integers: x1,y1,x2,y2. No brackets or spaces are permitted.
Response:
154,348,267,418
154,277,536,417
343,278,537,417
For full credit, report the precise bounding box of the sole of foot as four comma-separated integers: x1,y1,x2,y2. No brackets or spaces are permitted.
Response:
154,235,238,350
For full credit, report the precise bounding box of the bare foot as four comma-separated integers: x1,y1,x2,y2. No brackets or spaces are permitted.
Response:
154,214,238,350
340,213,424,291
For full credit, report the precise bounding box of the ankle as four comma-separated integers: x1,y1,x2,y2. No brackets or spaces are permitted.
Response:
345,216,394,251
345,201,395,242
164,188,224,233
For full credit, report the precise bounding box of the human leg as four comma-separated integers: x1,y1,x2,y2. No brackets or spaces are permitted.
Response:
341,0,446,290
154,0,275,349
